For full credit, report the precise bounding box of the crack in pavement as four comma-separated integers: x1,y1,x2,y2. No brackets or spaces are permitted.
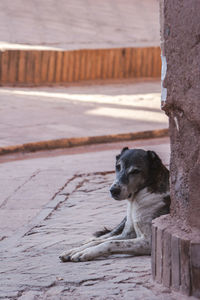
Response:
0,169,41,209
0,170,177,300
0,170,113,249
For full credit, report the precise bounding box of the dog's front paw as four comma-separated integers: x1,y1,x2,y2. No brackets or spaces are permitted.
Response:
70,249,93,262
59,246,82,262
59,251,72,262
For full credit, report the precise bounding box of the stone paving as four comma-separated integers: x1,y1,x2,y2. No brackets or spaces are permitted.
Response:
0,171,179,300
0,80,168,147
0,139,191,299
0,0,159,50
0,138,170,241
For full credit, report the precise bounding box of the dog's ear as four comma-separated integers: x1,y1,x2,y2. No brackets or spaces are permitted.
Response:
147,150,169,194
121,147,129,154
116,147,129,161
147,150,162,169
116,154,121,161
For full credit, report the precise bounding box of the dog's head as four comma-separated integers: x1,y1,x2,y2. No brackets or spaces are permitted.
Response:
110,147,167,201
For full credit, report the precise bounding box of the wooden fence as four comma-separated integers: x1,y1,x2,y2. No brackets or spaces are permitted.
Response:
0,46,161,86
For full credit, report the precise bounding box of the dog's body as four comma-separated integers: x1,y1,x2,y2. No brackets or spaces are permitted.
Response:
60,148,170,262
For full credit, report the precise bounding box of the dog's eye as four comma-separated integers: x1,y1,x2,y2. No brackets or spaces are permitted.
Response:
116,164,121,172
129,169,140,176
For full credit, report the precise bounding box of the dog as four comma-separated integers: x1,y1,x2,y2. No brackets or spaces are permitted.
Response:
59,147,170,262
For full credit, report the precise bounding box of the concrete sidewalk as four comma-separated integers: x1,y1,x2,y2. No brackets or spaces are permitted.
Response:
0,79,168,148
0,0,159,50
0,137,188,300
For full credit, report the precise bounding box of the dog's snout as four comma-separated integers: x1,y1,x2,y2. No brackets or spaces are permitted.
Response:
110,185,121,198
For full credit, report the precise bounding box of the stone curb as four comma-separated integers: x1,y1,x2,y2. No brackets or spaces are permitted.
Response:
0,128,169,156
0,46,161,86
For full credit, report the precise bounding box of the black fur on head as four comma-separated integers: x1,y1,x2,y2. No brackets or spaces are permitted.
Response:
147,150,162,169
116,147,129,161
147,150,169,194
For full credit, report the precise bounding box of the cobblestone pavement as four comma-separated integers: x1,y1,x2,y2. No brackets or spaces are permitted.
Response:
0,0,159,50
0,139,190,299
0,171,181,300
0,80,168,147
0,138,170,241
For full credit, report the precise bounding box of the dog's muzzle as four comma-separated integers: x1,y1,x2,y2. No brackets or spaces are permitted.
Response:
110,184,121,199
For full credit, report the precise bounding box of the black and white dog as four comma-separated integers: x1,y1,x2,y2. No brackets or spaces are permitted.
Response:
60,147,170,262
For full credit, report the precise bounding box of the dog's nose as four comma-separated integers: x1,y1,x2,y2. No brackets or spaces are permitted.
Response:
110,185,121,197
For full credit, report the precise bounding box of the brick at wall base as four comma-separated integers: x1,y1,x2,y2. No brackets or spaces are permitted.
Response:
151,216,200,297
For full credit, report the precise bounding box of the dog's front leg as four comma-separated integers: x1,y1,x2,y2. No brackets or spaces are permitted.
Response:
70,237,151,262
59,239,110,262
84,216,127,244
60,225,135,262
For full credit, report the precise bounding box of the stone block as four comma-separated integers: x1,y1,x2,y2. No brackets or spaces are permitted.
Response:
162,230,171,287
180,239,191,295
190,243,200,298
171,235,180,291
155,228,163,283
151,224,157,280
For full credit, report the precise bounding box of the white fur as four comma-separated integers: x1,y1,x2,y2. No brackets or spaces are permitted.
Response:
59,188,168,262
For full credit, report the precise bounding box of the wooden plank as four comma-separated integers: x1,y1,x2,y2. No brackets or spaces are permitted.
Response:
101,49,108,80
8,50,19,84
119,48,126,79
140,47,146,78
113,48,121,79
74,50,81,82
136,48,142,78
85,49,92,81
95,49,102,79
90,50,97,80
33,51,42,85
68,51,75,82
55,51,63,83
47,51,56,83
1,50,9,84
106,49,114,79
79,50,87,81
18,50,26,84
130,48,137,78
61,51,69,83
98,49,104,79
152,47,156,78
40,51,50,84
153,47,161,78
147,47,153,77
157,47,162,77
124,47,131,78
25,51,35,84
144,47,150,77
